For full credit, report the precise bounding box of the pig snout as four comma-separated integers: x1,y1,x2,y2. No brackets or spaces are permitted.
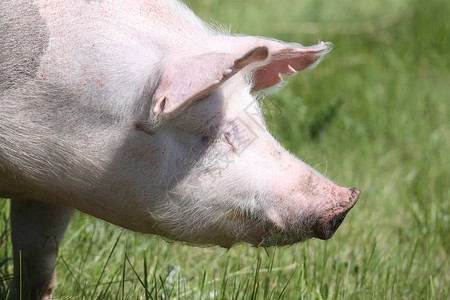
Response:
313,187,361,240
259,181,360,247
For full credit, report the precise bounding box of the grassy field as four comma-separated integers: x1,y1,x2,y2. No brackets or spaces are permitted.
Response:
1,0,449,298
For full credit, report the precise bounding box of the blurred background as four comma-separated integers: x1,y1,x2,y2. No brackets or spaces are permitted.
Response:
1,0,448,298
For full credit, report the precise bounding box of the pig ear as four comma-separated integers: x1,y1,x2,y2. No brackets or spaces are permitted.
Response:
250,40,332,91
152,47,269,115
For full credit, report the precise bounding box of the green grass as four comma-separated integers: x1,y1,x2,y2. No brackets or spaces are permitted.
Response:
1,0,449,298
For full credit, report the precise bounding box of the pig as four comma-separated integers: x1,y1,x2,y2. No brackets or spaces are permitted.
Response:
0,0,360,298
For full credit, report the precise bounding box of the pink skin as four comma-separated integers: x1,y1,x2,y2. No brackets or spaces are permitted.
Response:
137,83,360,248
1,0,360,298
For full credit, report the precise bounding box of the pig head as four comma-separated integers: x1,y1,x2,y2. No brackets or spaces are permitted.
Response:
0,0,360,298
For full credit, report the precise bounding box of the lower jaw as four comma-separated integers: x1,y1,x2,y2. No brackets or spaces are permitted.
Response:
258,231,305,247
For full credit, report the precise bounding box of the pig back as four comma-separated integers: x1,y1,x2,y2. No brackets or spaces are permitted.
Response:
0,0,49,92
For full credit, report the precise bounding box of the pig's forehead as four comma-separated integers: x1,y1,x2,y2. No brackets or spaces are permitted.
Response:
172,76,258,127
221,76,257,111
180,75,255,120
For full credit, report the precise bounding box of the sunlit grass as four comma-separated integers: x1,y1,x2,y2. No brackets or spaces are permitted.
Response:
1,0,449,298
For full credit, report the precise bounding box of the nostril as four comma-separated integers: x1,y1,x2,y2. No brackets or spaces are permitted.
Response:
349,187,361,200
314,187,360,240
329,211,348,232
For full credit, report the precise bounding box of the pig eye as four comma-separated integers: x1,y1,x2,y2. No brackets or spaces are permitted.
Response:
202,123,237,151
203,133,226,144
202,133,229,145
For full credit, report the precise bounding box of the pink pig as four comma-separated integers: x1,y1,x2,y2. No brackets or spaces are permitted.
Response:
0,0,360,298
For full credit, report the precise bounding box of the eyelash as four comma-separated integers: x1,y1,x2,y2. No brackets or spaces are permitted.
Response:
202,131,236,151
207,133,227,143
203,133,226,143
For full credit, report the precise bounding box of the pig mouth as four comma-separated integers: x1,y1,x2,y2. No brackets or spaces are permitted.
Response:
225,209,304,247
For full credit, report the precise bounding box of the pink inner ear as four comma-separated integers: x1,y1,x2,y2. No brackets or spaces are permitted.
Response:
251,42,332,91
